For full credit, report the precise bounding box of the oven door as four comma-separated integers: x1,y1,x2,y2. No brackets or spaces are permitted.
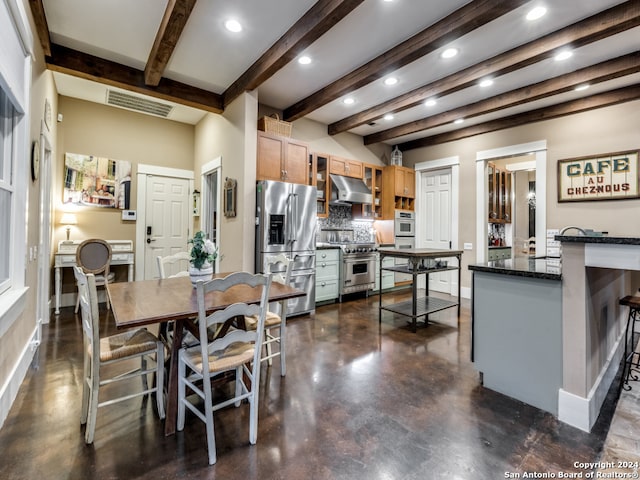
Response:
342,255,376,292
394,219,415,237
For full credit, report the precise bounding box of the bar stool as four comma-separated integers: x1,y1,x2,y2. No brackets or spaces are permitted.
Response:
620,294,640,391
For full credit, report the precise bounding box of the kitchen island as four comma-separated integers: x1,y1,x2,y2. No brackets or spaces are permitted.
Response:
470,235,640,431
378,248,462,332
469,258,563,415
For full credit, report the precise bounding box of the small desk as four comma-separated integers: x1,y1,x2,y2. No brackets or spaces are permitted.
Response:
54,240,134,314
107,274,306,436
378,248,463,332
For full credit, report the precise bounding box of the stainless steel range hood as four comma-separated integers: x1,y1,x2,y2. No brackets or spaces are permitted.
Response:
330,174,372,205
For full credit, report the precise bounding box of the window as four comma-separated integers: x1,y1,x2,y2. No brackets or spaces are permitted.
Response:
0,88,18,294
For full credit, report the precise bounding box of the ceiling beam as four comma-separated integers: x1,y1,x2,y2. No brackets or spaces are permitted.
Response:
398,83,640,151
330,0,640,135
223,0,366,108
144,0,198,86
46,44,223,113
364,51,640,145
283,0,531,122
28,0,51,56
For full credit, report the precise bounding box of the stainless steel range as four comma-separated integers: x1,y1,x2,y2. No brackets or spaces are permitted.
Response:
338,242,377,300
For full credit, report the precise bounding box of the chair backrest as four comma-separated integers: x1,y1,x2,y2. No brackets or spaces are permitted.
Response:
156,251,191,278
195,272,272,377
76,239,112,275
73,266,100,363
264,254,292,317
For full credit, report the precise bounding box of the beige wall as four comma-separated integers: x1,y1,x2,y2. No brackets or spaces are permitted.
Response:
54,96,195,292
403,100,640,290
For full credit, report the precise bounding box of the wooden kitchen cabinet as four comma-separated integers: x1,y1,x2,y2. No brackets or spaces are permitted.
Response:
382,165,415,218
257,131,309,185
352,163,383,220
329,155,363,178
313,153,330,218
487,162,512,223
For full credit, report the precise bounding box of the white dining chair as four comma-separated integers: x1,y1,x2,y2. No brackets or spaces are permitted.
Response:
74,238,115,313
177,271,272,465
245,253,292,376
156,251,191,279
74,266,165,444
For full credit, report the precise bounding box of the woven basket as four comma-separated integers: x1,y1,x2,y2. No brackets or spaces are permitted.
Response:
258,114,292,138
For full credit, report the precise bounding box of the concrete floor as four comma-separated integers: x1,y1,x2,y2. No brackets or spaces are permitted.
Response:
0,289,624,479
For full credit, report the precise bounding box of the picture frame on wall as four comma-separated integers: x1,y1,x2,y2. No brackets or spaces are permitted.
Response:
224,177,237,217
557,150,640,203
63,152,132,209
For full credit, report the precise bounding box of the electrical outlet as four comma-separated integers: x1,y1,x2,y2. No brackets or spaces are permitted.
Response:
463,243,473,250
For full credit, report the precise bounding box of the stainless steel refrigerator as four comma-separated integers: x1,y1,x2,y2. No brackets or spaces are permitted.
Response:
255,180,316,316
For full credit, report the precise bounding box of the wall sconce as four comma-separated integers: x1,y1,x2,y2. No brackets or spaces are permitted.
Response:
60,213,78,242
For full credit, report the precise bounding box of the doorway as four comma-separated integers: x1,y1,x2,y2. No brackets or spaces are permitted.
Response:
135,165,194,280
37,123,53,325
476,141,547,263
201,156,222,273
415,156,460,296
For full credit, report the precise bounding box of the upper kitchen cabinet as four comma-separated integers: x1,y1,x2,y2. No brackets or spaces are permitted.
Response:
257,131,310,185
313,153,329,218
352,163,383,220
382,165,415,217
329,156,363,179
488,161,512,223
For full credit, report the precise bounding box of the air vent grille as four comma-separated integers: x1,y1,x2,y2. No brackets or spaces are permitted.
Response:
106,90,173,118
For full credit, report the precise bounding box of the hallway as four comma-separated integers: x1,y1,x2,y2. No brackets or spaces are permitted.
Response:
0,290,618,479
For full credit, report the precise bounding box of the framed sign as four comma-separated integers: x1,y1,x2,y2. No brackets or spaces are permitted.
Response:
63,152,132,209
557,150,639,202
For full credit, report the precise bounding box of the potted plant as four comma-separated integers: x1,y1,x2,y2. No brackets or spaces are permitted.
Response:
188,231,218,286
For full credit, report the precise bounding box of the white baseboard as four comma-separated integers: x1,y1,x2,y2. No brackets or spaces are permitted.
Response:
558,330,624,432
0,326,38,430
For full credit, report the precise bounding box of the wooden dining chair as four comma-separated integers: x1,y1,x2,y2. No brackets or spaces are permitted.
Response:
74,266,165,444
177,271,272,465
245,253,292,376
156,251,191,279
74,238,115,313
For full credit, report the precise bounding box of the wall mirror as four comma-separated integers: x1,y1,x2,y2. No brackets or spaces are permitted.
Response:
224,177,237,217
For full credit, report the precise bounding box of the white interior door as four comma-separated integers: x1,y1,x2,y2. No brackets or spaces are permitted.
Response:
37,130,52,324
418,168,452,293
144,175,191,279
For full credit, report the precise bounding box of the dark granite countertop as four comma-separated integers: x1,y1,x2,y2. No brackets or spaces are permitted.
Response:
469,257,562,281
488,245,512,250
555,235,640,245
316,243,341,250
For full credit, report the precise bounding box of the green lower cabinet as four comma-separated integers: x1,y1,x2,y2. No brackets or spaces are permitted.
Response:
372,255,395,292
316,249,340,303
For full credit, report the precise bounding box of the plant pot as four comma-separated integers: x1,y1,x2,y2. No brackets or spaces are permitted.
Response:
189,263,213,287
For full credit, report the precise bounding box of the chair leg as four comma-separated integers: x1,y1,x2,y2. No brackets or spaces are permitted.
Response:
248,379,258,445
204,390,217,465
280,322,286,377
234,365,243,407
84,375,100,444
141,356,149,392
155,344,165,419
80,351,91,424
177,355,186,431
75,291,80,313
265,328,273,366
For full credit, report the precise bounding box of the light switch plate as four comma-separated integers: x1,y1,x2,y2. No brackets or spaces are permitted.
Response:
463,243,473,250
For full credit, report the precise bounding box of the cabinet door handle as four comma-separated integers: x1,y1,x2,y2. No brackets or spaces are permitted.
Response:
321,282,326,286
322,262,326,267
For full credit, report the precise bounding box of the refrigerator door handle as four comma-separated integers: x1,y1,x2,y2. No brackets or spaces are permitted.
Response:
293,252,315,258
291,192,298,245
286,192,294,245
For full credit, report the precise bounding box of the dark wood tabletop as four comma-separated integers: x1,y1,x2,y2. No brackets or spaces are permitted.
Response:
108,272,306,329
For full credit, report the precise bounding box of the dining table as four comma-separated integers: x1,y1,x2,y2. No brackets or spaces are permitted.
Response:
107,272,306,436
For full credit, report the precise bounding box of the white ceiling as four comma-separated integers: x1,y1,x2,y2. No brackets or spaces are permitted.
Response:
43,0,638,146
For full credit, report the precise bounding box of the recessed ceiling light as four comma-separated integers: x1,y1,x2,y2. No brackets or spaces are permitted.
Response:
479,79,494,88
454,118,464,124
526,6,547,21
225,19,242,33
441,48,459,59
424,98,437,107
554,50,573,61
575,84,590,91
343,97,355,105
298,56,312,65
384,114,394,121
384,77,398,86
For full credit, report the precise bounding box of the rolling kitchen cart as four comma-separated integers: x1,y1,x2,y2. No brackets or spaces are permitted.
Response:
378,248,463,332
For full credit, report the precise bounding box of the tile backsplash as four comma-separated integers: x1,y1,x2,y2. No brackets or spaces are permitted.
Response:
318,205,375,243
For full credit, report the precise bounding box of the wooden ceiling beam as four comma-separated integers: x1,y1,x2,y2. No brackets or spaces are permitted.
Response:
28,0,51,56
47,44,223,113
364,51,640,145
283,0,531,122
144,0,198,86
330,0,640,135
223,0,366,108
398,83,640,151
